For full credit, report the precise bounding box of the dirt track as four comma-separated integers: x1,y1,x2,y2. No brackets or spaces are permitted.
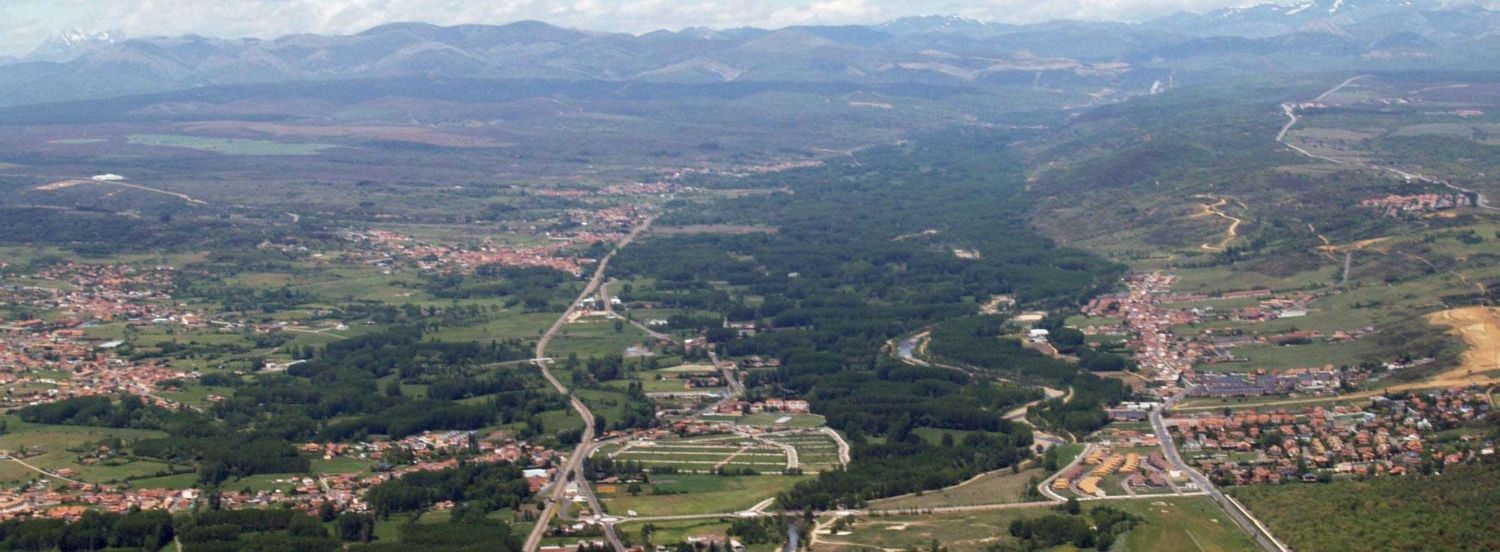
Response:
36,178,207,205
1194,196,1243,252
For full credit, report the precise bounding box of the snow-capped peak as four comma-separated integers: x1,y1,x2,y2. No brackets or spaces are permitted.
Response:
50,29,125,47
27,29,126,62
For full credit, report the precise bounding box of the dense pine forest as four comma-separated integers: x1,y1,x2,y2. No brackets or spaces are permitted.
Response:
613,130,1125,507
1233,460,1500,551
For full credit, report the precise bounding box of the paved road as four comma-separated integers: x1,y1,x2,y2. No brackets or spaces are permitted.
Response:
1151,406,1290,552
283,327,347,340
523,218,654,552
1280,75,1497,212
599,279,671,341
708,350,745,397
818,427,851,467
626,491,1210,523
1037,443,1092,502
0,454,86,484
893,330,1069,446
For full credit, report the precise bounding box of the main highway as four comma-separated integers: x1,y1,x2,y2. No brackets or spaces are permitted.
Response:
522,218,654,552
1150,395,1290,552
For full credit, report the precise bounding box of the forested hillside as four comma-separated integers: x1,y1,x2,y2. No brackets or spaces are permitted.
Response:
1234,460,1500,551
613,130,1123,507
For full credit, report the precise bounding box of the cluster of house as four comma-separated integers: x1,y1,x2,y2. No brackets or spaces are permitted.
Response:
299,430,509,463
3,263,180,324
1201,293,1318,325
0,434,560,522
565,205,645,232
344,229,595,276
679,376,727,389
1170,389,1493,485
0,486,203,522
0,349,190,411
599,182,680,196
737,356,781,369
1083,272,1199,387
1104,403,1162,422
1359,193,1476,216
1053,445,1175,497
0,263,210,411
655,417,785,437
713,398,811,416
1187,369,1359,399
534,181,682,200
540,538,745,552
662,159,823,181
1087,272,1389,401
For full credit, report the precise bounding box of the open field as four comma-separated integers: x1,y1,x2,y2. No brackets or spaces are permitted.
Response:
813,508,1042,552
0,417,173,485
428,311,558,343
126,133,337,155
869,466,1045,509
632,377,722,394
1109,497,1259,552
1199,339,1381,373
176,121,510,148
812,497,1255,552
599,474,805,517
545,318,651,359
1169,265,1333,296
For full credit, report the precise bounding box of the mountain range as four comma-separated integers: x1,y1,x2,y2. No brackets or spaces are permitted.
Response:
0,0,1496,108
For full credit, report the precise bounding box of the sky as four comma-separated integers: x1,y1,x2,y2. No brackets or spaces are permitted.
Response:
0,0,1479,57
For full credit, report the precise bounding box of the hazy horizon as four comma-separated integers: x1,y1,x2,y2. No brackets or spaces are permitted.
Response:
0,0,1330,58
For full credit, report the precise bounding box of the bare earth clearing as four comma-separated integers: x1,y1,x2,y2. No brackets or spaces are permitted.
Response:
1421,307,1500,387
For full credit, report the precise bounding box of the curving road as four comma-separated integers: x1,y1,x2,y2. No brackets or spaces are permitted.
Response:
1280,75,1497,211
892,330,1069,447
523,218,654,552
1037,443,1093,503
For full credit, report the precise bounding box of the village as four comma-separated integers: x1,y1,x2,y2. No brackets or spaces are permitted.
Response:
0,215,641,505
0,430,564,522
0,236,849,549
0,262,200,412
1359,192,1476,217
1081,272,1386,401
0,258,593,523
1168,388,1494,485
340,208,640,277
